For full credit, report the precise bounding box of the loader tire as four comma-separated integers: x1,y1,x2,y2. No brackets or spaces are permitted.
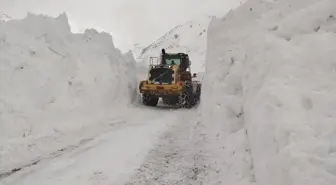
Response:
142,94,158,106
162,97,169,105
178,81,194,108
193,84,201,105
163,96,178,105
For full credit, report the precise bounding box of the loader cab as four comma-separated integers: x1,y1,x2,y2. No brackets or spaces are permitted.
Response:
159,49,192,82
160,49,190,72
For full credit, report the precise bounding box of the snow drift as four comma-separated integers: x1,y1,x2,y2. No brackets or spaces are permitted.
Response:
202,0,336,184
0,13,136,143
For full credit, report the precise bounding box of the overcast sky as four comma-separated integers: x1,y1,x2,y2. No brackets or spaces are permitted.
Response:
0,0,238,52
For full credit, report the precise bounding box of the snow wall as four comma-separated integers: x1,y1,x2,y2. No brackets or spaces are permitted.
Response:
0,13,137,140
201,0,336,184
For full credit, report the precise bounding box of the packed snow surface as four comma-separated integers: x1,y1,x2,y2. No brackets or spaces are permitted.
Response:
202,0,336,184
0,13,136,171
0,106,176,185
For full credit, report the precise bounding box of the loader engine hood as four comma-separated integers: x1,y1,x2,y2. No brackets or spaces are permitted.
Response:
149,67,174,84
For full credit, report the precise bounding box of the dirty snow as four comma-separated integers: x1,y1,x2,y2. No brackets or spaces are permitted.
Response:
124,110,206,185
202,0,336,184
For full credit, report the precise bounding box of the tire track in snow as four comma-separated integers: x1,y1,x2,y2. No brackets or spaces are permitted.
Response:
123,107,256,185
0,108,177,185
0,106,177,184
123,110,210,185
0,118,128,180
0,138,93,180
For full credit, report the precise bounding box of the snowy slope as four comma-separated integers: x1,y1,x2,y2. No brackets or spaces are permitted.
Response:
0,13,137,170
133,16,212,73
132,43,146,61
202,0,336,184
0,12,12,22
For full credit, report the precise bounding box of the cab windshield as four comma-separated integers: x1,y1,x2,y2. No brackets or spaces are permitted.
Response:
164,58,181,65
149,68,174,84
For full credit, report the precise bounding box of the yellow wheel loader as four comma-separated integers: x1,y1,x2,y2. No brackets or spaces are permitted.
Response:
138,49,201,108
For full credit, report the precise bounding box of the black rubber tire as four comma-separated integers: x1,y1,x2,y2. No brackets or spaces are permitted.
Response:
148,97,159,106
162,97,169,105
178,81,194,108
142,94,158,106
163,96,178,105
193,84,201,105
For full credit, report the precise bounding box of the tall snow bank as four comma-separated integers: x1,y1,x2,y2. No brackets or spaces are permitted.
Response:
202,0,336,184
0,13,137,140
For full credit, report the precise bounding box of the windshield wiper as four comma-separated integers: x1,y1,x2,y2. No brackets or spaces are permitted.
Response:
152,71,169,82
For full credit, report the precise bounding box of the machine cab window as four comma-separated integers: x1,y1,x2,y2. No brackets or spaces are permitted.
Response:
164,58,181,65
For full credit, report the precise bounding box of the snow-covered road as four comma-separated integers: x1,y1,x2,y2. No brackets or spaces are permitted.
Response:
125,108,207,185
0,105,203,185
